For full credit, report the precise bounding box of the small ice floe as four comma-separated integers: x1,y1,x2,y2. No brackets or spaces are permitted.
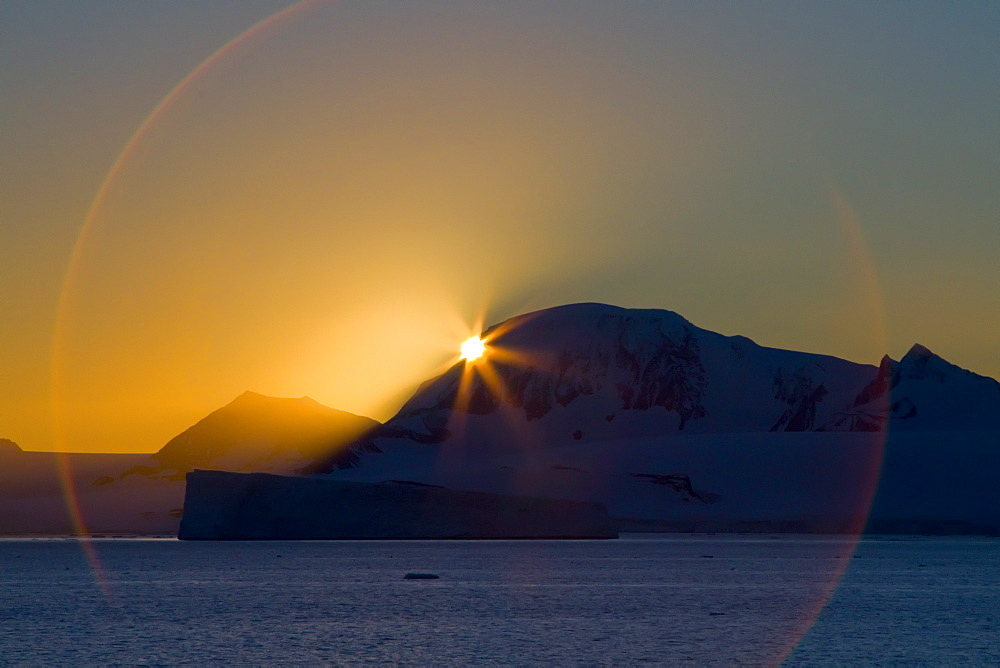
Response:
403,572,440,580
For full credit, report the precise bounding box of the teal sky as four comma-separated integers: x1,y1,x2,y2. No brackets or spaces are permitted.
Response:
1,1,997,452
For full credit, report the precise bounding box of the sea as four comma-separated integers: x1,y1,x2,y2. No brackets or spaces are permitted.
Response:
0,535,996,665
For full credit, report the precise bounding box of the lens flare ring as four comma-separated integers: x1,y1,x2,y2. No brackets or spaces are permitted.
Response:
48,0,323,601
49,0,891,654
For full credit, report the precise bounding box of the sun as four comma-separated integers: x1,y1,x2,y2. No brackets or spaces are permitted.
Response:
460,336,487,362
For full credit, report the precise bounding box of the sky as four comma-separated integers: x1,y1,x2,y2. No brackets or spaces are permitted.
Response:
2,0,997,453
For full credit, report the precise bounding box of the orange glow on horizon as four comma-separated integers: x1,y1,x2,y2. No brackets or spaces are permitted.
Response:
31,1,934,461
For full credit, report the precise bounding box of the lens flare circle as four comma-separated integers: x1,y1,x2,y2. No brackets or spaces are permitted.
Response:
50,1,892,659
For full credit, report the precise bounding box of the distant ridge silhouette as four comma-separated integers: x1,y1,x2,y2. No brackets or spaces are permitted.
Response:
0,438,22,454
113,391,380,482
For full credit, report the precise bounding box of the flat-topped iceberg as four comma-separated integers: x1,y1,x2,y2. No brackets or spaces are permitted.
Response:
178,470,618,540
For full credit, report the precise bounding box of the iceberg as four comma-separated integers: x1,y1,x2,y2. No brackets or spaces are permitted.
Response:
178,470,618,540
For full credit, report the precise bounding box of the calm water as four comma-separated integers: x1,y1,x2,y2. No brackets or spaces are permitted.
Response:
0,535,996,664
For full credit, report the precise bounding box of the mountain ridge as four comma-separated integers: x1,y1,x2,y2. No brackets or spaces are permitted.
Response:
112,391,381,482
312,303,997,500
378,302,877,445
326,306,914,463
288,303,998,534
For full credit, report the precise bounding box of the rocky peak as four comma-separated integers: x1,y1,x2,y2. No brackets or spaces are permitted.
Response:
903,343,934,359
823,341,1000,432
899,344,940,378
897,343,975,384
847,355,897,409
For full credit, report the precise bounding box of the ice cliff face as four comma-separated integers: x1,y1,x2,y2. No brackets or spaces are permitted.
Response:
179,471,617,540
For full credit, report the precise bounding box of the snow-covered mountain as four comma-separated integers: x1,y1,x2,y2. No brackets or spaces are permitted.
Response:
305,303,999,533
327,303,996,462
357,304,866,449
